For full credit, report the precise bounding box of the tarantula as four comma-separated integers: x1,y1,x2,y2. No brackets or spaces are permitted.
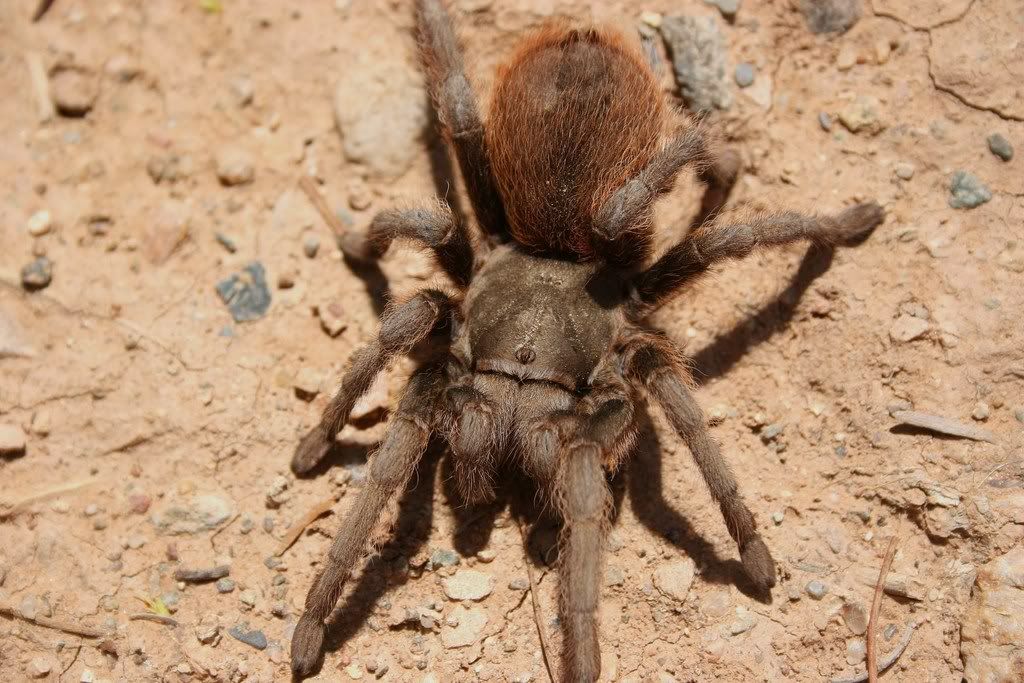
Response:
289,1,883,679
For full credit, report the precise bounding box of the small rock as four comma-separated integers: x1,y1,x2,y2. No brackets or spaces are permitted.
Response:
174,565,231,583
476,549,496,563
846,638,866,665
441,605,487,648
151,494,233,535
430,548,461,569
800,0,861,34
888,314,929,343
215,147,255,186
21,257,52,291
1014,409,1024,424
443,570,493,601
960,547,1024,682
806,580,828,599
728,606,757,635
27,656,52,678
818,111,833,131
653,559,696,603
216,577,236,593
949,171,992,209
196,615,220,644
26,210,52,236
128,494,151,514
317,301,347,337
0,424,27,458
836,44,858,71
972,402,991,421
838,95,885,135
294,367,324,401
228,624,267,650
760,423,784,443
604,566,625,587
508,577,529,591
771,511,784,525
143,201,190,265
987,133,1014,162
216,262,272,322
50,64,98,116
239,589,258,608
230,76,254,108
303,235,321,258
894,162,915,180
704,0,740,19
734,63,755,88
265,475,291,508
659,16,732,112
841,602,868,635
214,232,238,254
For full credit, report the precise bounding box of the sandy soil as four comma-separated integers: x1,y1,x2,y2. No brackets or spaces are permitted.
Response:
1,1,1022,681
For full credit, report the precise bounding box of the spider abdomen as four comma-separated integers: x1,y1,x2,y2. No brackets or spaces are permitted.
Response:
462,245,623,390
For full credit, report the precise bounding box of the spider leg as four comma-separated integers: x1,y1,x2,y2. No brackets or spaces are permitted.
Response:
338,204,476,289
416,0,509,243
290,364,445,677
292,289,454,475
629,201,884,314
621,332,776,591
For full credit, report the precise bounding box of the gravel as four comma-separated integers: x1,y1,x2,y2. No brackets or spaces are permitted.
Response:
838,95,885,135
21,257,53,291
949,171,992,209
734,63,755,87
800,0,861,34
987,133,1013,161
0,424,27,458
216,262,272,322
216,577,236,593
806,580,828,599
895,162,915,180
26,210,52,236
50,64,98,117
214,232,238,253
215,147,255,186
430,548,461,569
659,16,732,112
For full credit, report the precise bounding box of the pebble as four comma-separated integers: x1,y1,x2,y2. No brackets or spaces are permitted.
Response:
734,63,755,88
653,559,696,603
441,605,487,649
230,76,254,108
841,602,868,635
143,201,190,265
987,133,1013,161
50,64,98,116
704,0,740,19
239,589,258,608
800,0,861,34
293,367,324,401
508,577,529,591
196,616,220,645
26,210,52,236
1015,409,1024,424
317,301,347,337
818,111,833,131
27,656,52,678
894,162,915,180
351,373,390,424
949,171,992,209
21,257,53,291
431,548,461,569
0,424,27,458
443,570,493,601
151,494,234,535
216,577,236,593
174,565,230,583
771,511,785,525
806,580,828,599
266,475,291,508
216,262,272,322
659,16,732,112
846,638,866,664
476,549,496,563
838,95,885,135
728,607,757,636
303,235,321,258
760,423,784,443
836,44,858,71
888,314,929,343
228,624,267,650
604,566,625,587
215,147,255,186
972,402,991,421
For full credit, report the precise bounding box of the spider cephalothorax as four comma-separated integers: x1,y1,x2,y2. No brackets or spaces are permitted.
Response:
289,2,883,680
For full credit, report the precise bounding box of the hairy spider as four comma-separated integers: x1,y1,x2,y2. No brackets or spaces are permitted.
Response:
289,1,883,680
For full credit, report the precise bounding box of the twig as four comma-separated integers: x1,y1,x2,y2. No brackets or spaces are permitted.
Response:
173,565,230,583
831,620,921,683
129,613,179,627
276,495,338,556
0,604,107,639
0,477,100,519
867,537,899,683
298,176,348,238
24,52,55,123
891,410,996,443
516,516,555,683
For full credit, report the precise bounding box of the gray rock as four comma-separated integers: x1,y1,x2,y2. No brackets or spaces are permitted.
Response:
21,257,52,291
0,424,27,458
303,235,321,258
653,559,696,602
734,63,755,88
228,624,267,650
961,547,1024,682
50,64,98,117
442,570,493,601
659,16,733,112
216,577,236,593
704,0,740,18
760,423,784,443
818,111,833,131
987,133,1013,161
430,548,460,569
151,494,234,535
215,147,255,186
806,580,828,599
604,566,625,587
949,171,992,209
889,314,929,343
800,0,861,34
838,95,885,135
239,589,258,608
216,262,271,322
895,162,915,180
508,577,530,591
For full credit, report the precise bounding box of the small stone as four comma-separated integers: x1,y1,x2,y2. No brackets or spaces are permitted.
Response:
216,577,236,593
27,656,53,678
888,314,929,343
771,511,785,525
508,577,529,591
760,423,784,443
196,615,221,644
230,76,254,108
734,63,755,88
659,16,732,112
476,549,496,563
128,494,151,514
653,559,696,603
50,64,98,116
838,95,885,135
143,201,190,265
216,262,272,322
151,494,234,535
895,162,915,180
604,566,625,587
846,638,867,665
0,424,27,458
949,171,992,209
443,570,493,601
836,44,857,70
728,606,757,635
294,367,324,401
215,147,255,186
80,669,96,683
806,580,828,599
347,178,373,211
214,232,238,253
265,475,291,508
1014,409,1024,424
704,0,740,19
228,624,267,650
987,133,1013,162
317,301,347,337
303,235,321,258
841,603,868,635
874,37,892,64
26,210,52,236
972,402,991,421
430,548,461,569
126,534,146,549
239,589,258,608
21,257,53,291
800,0,861,34
441,605,487,648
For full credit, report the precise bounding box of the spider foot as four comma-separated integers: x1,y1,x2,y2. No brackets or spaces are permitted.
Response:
836,201,884,245
292,427,332,476
290,613,326,678
740,536,777,592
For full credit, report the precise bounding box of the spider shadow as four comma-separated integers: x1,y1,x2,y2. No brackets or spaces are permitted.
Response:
688,244,837,386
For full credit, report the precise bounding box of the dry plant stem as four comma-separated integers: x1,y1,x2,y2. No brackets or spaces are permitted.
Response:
517,517,555,683
0,605,106,639
129,613,179,627
832,621,920,683
0,477,99,519
891,410,996,443
298,176,349,239
276,495,338,556
25,53,54,122
868,537,899,683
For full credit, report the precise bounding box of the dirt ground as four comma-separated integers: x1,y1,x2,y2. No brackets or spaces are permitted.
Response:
2,0,1022,681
